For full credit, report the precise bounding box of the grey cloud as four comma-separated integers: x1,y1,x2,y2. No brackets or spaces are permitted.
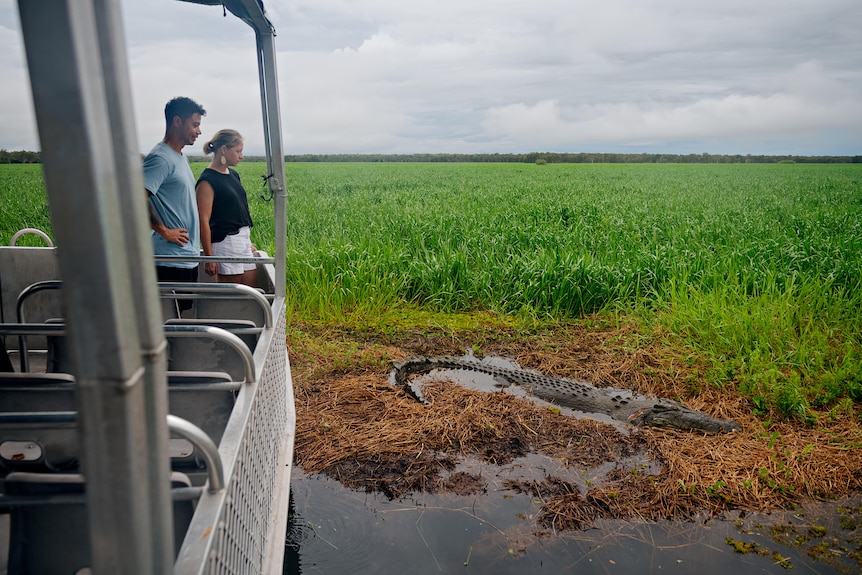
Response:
2,0,861,155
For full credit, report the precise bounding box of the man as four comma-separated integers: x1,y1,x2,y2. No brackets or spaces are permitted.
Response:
144,97,206,310
145,96,206,276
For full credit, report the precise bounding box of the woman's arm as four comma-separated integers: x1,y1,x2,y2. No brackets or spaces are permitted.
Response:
195,180,218,277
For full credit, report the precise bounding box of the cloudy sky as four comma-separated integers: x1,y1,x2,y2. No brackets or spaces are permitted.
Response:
2,0,861,156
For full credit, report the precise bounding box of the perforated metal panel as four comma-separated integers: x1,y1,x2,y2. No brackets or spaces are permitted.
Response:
210,310,288,573
174,298,294,574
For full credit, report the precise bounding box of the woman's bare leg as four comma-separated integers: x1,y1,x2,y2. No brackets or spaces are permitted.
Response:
241,268,258,288
218,269,257,288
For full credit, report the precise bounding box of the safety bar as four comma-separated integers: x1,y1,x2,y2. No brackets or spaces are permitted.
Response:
14,280,63,372
0,484,202,509
0,324,66,336
158,282,273,328
155,254,274,264
167,414,224,493
0,322,255,383
0,411,77,429
0,373,242,392
0,372,74,384
14,280,273,329
15,280,62,323
166,381,243,392
0,490,87,508
163,325,256,384
0,322,65,373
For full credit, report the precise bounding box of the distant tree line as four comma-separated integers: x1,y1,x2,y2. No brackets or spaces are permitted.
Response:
286,152,862,164
0,150,41,164
4,149,861,164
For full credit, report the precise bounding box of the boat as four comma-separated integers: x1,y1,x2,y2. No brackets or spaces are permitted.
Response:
0,0,295,573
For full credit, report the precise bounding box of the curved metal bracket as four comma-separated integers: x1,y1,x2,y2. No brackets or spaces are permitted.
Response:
167,414,225,493
10,228,54,247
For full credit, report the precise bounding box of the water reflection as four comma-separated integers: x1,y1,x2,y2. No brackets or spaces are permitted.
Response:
284,459,859,574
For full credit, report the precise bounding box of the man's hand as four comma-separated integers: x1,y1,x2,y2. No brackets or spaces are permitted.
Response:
147,192,188,245
155,224,190,246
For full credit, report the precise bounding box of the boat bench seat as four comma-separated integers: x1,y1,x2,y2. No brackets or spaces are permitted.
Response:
9,277,266,373
41,322,255,383
164,325,256,383
159,282,271,330
0,470,197,573
194,295,268,329
46,326,258,377
0,371,240,477
165,371,241,475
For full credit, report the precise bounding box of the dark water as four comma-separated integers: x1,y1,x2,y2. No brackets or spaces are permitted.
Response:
283,458,859,575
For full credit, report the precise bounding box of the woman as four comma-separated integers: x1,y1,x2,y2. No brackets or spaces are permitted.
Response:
196,129,257,287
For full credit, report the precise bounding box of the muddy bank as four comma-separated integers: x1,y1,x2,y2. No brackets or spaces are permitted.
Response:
287,319,862,568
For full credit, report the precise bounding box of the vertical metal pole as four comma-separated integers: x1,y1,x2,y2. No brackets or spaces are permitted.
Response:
17,0,167,572
256,30,287,298
91,0,175,569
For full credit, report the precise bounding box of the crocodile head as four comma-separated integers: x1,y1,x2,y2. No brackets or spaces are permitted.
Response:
630,400,741,434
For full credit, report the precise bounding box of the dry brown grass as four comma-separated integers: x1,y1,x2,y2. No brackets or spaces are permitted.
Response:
288,319,862,528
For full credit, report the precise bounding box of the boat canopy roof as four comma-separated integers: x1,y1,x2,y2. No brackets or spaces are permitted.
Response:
178,0,275,35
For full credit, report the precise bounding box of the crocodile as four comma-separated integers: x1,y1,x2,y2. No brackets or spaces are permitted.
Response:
390,356,741,434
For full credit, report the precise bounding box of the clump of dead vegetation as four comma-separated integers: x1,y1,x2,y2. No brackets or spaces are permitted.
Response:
288,320,862,530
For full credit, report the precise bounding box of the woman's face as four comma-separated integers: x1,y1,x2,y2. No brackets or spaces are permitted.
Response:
223,142,244,167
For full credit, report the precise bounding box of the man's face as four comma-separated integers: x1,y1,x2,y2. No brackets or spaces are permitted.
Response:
178,113,202,147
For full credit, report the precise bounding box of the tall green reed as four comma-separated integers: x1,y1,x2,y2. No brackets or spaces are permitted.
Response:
4,161,860,419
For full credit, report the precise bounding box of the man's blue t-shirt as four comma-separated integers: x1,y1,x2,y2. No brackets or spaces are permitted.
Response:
143,142,199,268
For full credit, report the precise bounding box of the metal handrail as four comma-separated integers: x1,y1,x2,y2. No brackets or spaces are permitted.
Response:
15,280,63,323
0,485,203,510
13,281,63,372
10,228,54,247
0,322,65,373
158,282,273,328
167,414,225,493
0,411,77,429
9,279,270,372
0,324,66,336
154,255,274,264
13,280,273,329
163,325,256,384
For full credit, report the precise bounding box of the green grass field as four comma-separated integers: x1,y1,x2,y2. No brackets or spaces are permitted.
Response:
1,161,860,421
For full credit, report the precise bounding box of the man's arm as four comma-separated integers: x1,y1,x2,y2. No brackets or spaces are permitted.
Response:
147,189,164,229
147,189,189,246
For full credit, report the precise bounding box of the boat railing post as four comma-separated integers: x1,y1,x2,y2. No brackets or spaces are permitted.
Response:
16,0,173,572
90,0,176,565
255,25,287,299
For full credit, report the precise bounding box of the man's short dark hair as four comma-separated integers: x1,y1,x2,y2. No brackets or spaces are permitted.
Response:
164,97,206,124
